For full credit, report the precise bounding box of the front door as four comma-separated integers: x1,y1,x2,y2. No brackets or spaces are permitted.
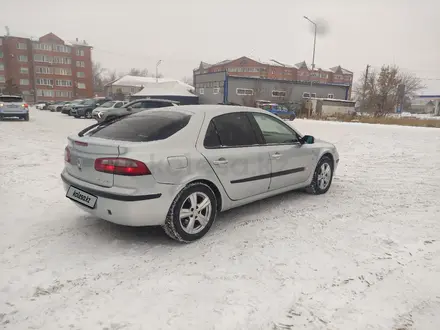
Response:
250,112,314,190
200,113,271,201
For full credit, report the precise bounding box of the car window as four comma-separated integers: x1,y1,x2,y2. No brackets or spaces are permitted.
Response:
203,121,221,148
90,111,191,142
0,96,24,103
128,101,142,109
212,112,258,147
252,113,299,144
114,102,123,108
100,101,115,108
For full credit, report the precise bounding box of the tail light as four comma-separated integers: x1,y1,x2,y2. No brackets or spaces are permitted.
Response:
22,103,29,109
94,158,150,176
64,146,71,163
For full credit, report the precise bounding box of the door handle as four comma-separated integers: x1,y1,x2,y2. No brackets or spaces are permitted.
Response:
271,153,282,159
213,158,228,165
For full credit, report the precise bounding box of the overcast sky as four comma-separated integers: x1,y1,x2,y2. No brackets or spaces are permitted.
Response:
3,0,440,93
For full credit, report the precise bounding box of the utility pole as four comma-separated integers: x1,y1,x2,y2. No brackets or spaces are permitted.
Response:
156,60,162,83
361,64,370,113
304,16,317,117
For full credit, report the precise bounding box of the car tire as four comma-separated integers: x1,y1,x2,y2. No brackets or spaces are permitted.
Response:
163,182,218,243
74,115,81,118
305,155,334,195
85,110,92,119
23,114,29,121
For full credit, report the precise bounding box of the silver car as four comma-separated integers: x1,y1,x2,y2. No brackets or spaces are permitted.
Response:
61,105,339,242
91,100,127,121
92,98,178,122
0,95,30,121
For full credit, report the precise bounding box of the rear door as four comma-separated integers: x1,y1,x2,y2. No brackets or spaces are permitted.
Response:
199,112,271,201
66,138,120,187
250,112,314,190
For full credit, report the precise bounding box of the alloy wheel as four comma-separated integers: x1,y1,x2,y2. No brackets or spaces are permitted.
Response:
317,162,332,190
179,192,212,234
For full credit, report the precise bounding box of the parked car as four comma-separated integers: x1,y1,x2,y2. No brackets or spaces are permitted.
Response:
61,105,339,242
49,101,68,112
61,99,84,115
70,97,112,119
92,98,178,122
0,95,30,121
36,102,50,110
91,100,127,121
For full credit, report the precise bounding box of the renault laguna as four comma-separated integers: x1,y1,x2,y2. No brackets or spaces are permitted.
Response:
61,105,339,242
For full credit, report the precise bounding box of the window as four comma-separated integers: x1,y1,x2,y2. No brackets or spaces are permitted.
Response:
321,73,328,78
33,43,52,51
0,75,5,83
34,54,53,63
0,95,23,102
37,89,54,97
76,72,85,78
310,72,320,77
211,113,258,147
302,92,310,98
311,93,316,98
36,66,53,74
20,79,29,86
199,88,204,95
252,113,299,144
0,63,4,71
55,79,72,87
236,88,254,96
334,75,343,80
36,78,54,86
53,44,71,53
18,55,28,62
203,121,221,148
54,57,71,64
213,87,220,94
55,90,73,98
76,49,85,56
20,67,29,74
114,102,123,108
272,90,286,98
89,111,191,142
54,68,72,76
77,83,86,89
76,61,85,67
17,42,27,50
328,94,334,99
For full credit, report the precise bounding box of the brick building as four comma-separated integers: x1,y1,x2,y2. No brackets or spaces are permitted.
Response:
0,32,93,102
194,56,353,90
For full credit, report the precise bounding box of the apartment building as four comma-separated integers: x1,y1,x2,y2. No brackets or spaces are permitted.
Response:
194,56,353,88
0,32,93,102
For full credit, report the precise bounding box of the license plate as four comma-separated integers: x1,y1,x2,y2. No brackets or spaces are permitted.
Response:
7,104,19,108
66,186,97,208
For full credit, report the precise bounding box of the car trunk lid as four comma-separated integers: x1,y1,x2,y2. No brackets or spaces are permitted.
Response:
66,136,120,187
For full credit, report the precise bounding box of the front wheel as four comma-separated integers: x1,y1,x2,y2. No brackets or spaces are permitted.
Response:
306,155,334,195
85,110,92,119
163,183,218,243
74,115,81,118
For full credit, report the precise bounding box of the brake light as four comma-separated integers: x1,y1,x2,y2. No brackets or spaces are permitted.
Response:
75,141,88,147
64,146,71,163
94,158,150,176
22,103,29,109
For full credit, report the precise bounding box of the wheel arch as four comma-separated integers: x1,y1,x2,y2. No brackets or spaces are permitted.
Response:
178,179,223,212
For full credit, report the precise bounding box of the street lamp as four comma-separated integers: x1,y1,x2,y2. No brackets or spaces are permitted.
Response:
303,16,317,71
156,60,162,83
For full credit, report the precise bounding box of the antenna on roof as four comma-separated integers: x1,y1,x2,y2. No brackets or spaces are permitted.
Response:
5,26,10,36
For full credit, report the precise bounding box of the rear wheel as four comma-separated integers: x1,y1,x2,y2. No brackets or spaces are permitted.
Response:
23,114,29,121
163,182,218,243
74,115,81,118
306,155,334,195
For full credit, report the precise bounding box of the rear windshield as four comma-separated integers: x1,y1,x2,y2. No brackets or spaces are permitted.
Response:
90,111,191,142
0,96,23,103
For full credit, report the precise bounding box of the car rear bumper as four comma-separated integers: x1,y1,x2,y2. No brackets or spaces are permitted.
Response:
0,110,28,117
61,170,179,226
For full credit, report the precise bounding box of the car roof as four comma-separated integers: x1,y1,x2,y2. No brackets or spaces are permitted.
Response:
130,98,178,103
169,104,269,116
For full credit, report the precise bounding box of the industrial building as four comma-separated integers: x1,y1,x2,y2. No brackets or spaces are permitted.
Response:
0,32,93,102
194,71,350,106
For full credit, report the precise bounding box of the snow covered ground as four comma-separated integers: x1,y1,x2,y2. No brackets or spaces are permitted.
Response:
1,109,440,330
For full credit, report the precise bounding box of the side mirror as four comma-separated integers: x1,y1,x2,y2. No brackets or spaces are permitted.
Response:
127,106,132,111
300,135,315,144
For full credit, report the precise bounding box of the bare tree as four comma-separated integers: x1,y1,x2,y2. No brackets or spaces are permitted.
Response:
92,61,106,93
354,65,424,113
128,68,149,77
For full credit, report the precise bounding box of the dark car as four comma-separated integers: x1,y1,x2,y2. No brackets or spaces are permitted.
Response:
62,99,84,114
70,97,112,119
